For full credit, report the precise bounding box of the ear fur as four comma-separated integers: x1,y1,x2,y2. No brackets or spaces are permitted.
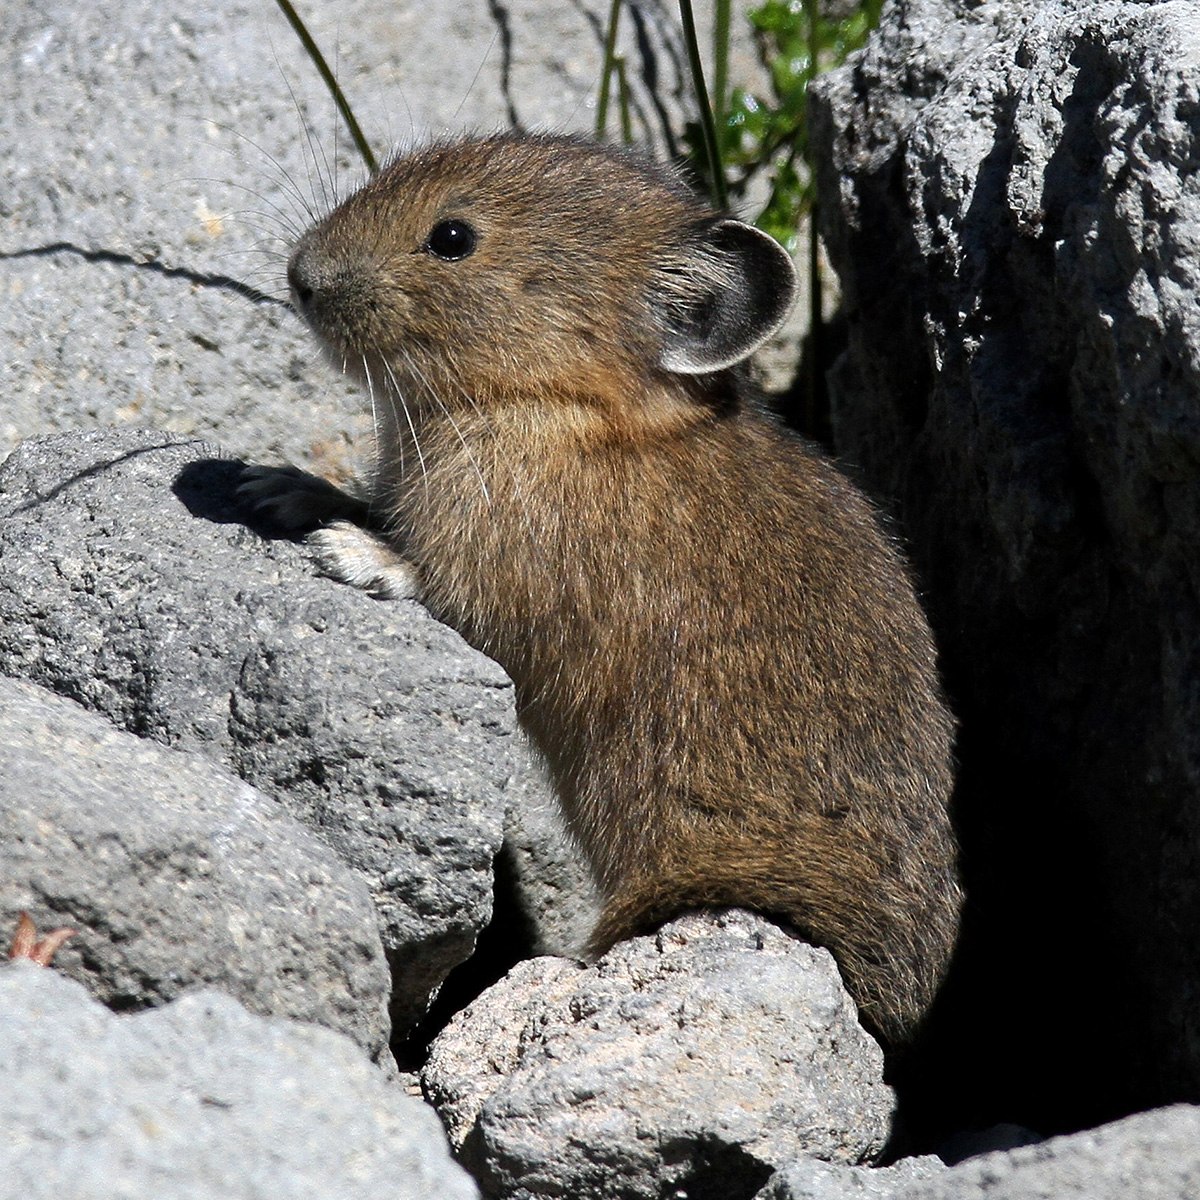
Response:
653,219,797,375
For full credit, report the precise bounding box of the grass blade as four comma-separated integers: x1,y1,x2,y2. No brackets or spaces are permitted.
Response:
273,0,378,174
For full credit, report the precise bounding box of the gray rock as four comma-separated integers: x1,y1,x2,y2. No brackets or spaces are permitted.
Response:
935,1123,1044,1166
0,961,478,1200
0,428,513,1030
810,0,1200,1118
0,674,390,1060
423,910,892,1200
757,1156,945,1200
758,1107,1200,1200
897,1105,1200,1200
500,742,601,958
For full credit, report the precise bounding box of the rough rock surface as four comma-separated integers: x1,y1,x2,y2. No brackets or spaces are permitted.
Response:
810,0,1200,1129
758,1105,1200,1199
896,1105,1200,1200
423,910,892,1200
0,674,390,1059
499,747,602,958
756,1156,945,1200
0,962,478,1200
0,428,513,1030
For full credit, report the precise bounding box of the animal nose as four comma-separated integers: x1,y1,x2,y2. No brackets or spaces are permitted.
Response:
287,256,313,309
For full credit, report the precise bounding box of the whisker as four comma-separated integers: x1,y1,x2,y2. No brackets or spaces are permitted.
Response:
269,39,336,220
359,354,387,523
453,31,499,124
206,121,318,230
332,33,343,197
399,348,491,507
381,358,430,503
400,357,556,595
216,192,307,249
366,353,401,482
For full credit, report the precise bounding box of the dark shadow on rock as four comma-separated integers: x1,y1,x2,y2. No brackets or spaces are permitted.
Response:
846,29,1180,1152
5,439,185,519
173,457,318,539
393,843,538,1074
658,1138,773,1200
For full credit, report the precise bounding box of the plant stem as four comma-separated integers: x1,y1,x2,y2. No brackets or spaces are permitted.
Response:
273,0,377,174
803,0,822,432
678,0,728,209
712,0,730,132
596,0,624,139
616,57,634,144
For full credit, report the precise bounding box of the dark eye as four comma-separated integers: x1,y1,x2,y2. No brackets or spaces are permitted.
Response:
425,219,477,261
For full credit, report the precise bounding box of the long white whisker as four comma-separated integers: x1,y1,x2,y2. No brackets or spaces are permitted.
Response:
381,358,429,501
273,45,333,218
398,349,491,507
356,353,383,519
332,34,342,202
401,356,556,593
373,357,404,483
203,179,308,246
358,353,380,442
207,121,318,228
453,32,499,123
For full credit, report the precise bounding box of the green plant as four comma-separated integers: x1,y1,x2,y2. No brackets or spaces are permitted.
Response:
666,0,885,431
278,0,881,251
694,0,884,251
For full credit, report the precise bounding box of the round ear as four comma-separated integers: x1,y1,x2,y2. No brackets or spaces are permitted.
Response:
653,219,797,375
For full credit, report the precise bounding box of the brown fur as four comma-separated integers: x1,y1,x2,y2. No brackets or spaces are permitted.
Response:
277,132,962,1047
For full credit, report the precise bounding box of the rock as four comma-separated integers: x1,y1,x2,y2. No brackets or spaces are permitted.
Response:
810,0,1200,1126
898,1105,1200,1200
935,1123,1044,1166
756,1106,1200,1200
757,1107,1200,1199
0,674,390,1060
0,961,478,1200
499,745,602,958
756,1156,945,1199
423,910,892,1200
0,428,513,1031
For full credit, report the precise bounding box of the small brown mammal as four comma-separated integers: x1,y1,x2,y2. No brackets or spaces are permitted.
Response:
246,132,962,1047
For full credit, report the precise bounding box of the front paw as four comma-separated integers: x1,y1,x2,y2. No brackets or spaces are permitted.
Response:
238,464,368,534
309,521,420,600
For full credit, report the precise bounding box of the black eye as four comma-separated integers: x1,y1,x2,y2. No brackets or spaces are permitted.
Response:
426,219,477,261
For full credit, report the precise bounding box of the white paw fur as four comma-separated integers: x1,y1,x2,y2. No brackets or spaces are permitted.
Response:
309,521,421,600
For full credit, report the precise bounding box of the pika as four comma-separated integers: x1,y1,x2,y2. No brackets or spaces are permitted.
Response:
244,132,962,1047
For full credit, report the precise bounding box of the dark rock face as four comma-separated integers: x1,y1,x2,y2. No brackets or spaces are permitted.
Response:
810,0,1200,1130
